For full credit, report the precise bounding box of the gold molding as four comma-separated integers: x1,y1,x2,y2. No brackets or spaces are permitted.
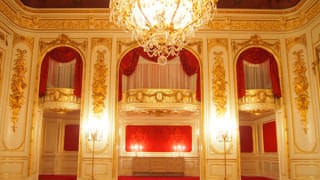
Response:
212,51,227,117
208,38,228,51
92,38,112,50
292,50,310,134
232,34,280,57
117,39,138,58
92,50,108,114
0,1,319,32
9,49,27,132
39,34,88,55
286,34,307,52
13,33,34,50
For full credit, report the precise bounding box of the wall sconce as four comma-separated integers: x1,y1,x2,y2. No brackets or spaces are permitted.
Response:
131,143,143,156
216,122,234,180
173,144,185,157
87,123,103,180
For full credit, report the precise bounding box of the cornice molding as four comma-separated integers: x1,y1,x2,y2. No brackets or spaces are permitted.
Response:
0,0,319,32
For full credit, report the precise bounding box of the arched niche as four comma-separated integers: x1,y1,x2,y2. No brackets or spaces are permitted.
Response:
235,47,281,180
116,47,202,178
37,46,83,180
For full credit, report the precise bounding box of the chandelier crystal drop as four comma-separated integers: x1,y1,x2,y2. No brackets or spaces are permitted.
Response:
110,0,218,63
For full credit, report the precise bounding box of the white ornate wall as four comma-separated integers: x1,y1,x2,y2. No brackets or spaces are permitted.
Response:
0,0,319,180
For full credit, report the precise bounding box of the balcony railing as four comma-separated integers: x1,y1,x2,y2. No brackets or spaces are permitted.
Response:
239,89,277,115
40,88,80,114
120,89,200,113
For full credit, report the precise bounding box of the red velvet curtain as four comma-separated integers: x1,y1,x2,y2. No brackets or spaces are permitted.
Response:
39,46,83,97
125,125,192,152
118,47,200,101
236,47,281,98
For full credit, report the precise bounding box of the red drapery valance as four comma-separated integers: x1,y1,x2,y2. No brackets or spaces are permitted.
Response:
236,47,281,98
39,47,83,97
118,47,200,101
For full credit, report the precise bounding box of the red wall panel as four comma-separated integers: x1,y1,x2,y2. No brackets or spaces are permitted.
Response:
126,125,192,152
64,124,79,151
263,121,277,152
239,126,253,153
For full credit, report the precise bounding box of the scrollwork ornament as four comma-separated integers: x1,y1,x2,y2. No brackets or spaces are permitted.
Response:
212,51,227,117
293,50,309,134
9,49,27,132
92,50,108,114
39,34,87,54
232,35,280,57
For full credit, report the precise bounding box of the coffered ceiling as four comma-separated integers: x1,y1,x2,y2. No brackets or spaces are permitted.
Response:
20,0,301,9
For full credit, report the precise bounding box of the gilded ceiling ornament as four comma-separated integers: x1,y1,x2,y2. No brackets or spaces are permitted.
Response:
232,35,280,56
293,50,309,134
0,1,319,32
39,34,87,55
9,49,27,132
212,51,227,117
92,50,108,114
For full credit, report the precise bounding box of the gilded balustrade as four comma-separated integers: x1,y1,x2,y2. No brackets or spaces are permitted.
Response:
239,89,277,115
40,88,81,113
120,89,200,112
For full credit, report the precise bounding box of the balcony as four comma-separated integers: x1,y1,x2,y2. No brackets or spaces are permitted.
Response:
239,89,277,115
40,88,81,114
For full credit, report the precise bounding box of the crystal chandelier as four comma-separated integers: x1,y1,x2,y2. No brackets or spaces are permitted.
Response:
110,0,218,63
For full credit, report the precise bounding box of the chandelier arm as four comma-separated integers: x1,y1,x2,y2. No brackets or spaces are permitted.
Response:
170,0,181,26
136,0,153,28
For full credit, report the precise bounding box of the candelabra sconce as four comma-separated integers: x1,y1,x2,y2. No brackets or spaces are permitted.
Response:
88,127,103,180
131,144,143,156
217,129,233,180
173,144,185,157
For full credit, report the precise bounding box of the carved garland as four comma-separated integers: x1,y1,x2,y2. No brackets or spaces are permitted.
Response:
9,49,27,132
293,50,309,134
212,51,227,117
92,50,108,114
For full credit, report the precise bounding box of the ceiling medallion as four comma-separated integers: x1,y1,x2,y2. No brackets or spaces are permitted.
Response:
110,0,218,63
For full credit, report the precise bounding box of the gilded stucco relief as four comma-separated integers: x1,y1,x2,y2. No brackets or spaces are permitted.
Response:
292,50,309,134
3,33,34,151
232,34,280,57
92,50,108,114
9,48,27,132
89,38,112,153
286,34,318,153
39,34,87,55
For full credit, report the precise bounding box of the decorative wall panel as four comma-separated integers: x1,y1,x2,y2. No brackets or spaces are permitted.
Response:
286,35,318,153
2,34,33,151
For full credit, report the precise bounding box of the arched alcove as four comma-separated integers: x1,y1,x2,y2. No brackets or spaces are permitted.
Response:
116,47,202,179
37,46,83,180
236,47,281,180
